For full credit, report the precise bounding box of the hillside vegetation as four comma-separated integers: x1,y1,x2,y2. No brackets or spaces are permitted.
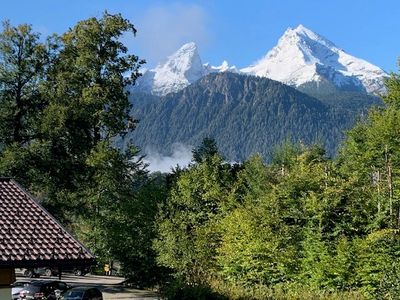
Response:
127,72,378,161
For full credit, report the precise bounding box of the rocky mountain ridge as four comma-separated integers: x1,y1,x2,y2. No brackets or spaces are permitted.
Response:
132,25,387,97
241,25,386,94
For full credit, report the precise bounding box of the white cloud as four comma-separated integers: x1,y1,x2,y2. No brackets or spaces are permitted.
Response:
143,143,193,173
131,3,209,66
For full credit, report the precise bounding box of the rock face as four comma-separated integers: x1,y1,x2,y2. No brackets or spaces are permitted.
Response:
133,42,236,96
241,25,387,94
133,42,206,96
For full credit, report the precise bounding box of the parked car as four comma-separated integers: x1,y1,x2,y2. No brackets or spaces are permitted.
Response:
62,287,103,300
63,266,91,276
22,266,91,277
18,280,70,300
11,280,31,300
21,268,54,278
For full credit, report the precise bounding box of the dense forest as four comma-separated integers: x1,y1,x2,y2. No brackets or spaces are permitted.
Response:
126,72,379,161
1,12,400,300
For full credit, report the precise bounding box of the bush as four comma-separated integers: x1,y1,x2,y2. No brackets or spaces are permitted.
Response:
355,229,400,299
209,279,364,300
160,278,227,300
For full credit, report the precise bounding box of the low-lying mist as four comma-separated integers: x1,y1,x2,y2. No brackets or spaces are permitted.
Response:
143,143,193,173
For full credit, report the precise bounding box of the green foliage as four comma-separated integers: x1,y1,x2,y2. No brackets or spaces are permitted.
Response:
383,71,400,107
339,102,400,230
209,279,365,300
77,142,168,286
141,60,400,299
0,13,159,287
354,229,400,299
192,137,219,163
271,141,301,172
161,278,227,300
0,21,58,195
36,12,144,221
331,237,356,290
0,21,56,146
300,228,331,289
217,205,296,286
44,12,143,143
216,154,297,286
233,154,274,205
154,152,234,284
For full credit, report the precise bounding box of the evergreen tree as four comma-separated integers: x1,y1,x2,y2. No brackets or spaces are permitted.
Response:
354,229,400,298
338,63,400,230
192,137,219,164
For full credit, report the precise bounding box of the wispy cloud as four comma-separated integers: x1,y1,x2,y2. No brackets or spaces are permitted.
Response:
131,3,209,67
143,143,193,173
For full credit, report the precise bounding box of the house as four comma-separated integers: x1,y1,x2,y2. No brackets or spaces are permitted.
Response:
0,178,95,297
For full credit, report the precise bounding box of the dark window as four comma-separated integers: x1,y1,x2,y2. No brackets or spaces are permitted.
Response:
56,282,68,290
88,288,102,298
64,290,84,298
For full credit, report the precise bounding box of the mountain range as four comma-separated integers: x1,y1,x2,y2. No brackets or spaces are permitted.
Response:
127,72,357,161
126,25,385,162
132,25,387,97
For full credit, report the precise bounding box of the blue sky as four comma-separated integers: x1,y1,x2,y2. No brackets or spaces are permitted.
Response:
0,0,399,72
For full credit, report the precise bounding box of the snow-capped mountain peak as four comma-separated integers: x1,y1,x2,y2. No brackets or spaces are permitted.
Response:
205,60,239,73
241,24,387,94
133,26,387,96
159,42,203,82
286,24,336,49
134,42,236,96
134,42,207,96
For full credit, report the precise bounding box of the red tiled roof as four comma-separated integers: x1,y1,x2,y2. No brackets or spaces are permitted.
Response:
0,178,94,268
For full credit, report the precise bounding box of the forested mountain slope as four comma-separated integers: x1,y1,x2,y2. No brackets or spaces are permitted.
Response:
126,72,359,161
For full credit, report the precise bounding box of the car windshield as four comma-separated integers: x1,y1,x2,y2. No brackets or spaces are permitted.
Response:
12,281,29,287
31,281,46,286
23,285,41,292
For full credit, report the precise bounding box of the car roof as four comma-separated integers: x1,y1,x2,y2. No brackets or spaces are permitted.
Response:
13,280,31,284
30,280,64,285
67,286,99,291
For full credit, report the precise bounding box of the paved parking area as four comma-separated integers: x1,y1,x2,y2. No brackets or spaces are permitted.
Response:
16,274,159,299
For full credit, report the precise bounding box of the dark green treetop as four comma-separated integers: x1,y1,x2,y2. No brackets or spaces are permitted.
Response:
0,21,56,146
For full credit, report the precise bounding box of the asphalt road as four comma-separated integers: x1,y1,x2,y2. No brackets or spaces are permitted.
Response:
16,274,159,299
